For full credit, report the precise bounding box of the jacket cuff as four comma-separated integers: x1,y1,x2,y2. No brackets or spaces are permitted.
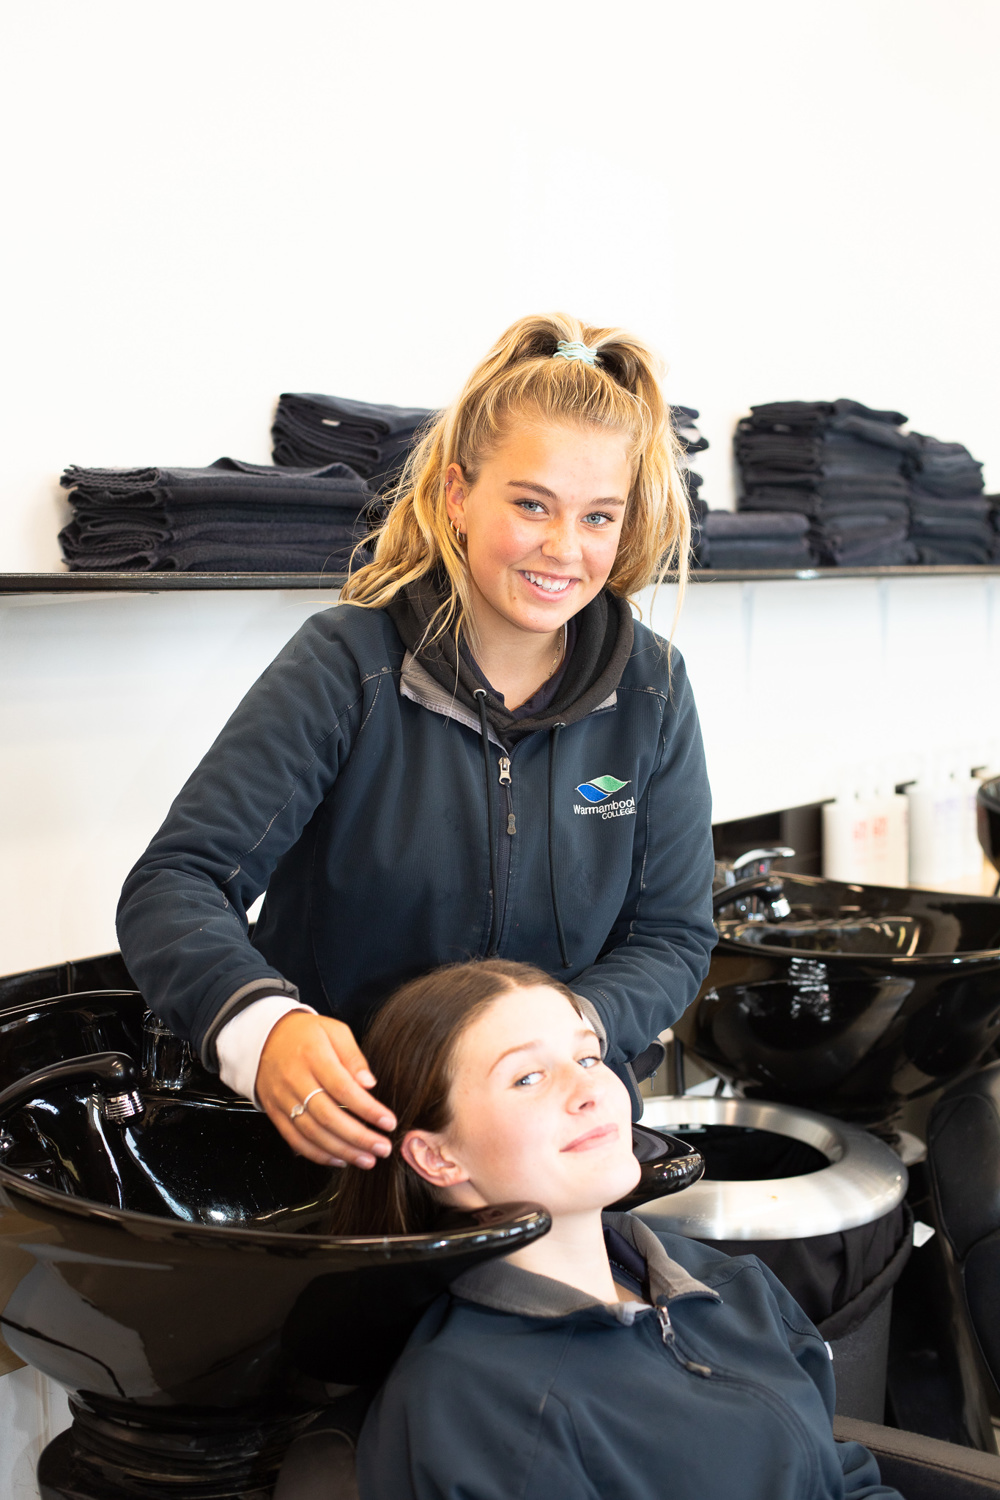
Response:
217,996,316,1106
574,994,608,1056
200,976,301,1071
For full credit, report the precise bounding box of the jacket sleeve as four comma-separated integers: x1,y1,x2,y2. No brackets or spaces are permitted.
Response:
753,1260,906,1500
116,614,363,1063
570,650,717,1072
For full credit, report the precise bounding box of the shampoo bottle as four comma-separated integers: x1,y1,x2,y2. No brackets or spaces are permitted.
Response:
823,766,909,886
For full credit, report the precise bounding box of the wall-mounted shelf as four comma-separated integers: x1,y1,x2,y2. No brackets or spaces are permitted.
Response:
0,572,347,594
2,566,1000,595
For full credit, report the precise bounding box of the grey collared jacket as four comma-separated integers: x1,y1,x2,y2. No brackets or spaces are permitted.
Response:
357,1213,904,1500
117,602,716,1076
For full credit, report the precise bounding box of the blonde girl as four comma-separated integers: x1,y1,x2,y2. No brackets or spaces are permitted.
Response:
118,313,716,1168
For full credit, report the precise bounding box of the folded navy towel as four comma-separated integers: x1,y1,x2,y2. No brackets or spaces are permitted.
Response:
61,459,370,510
276,392,432,441
740,482,911,516
746,399,908,431
832,540,919,566
903,434,984,497
699,541,815,570
915,541,994,565
154,544,366,573
702,509,810,540
695,509,814,569
819,524,914,566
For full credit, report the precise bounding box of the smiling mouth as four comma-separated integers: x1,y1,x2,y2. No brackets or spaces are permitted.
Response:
521,571,575,595
561,1123,619,1153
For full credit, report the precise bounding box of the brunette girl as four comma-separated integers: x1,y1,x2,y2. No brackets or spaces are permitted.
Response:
327,959,903,1500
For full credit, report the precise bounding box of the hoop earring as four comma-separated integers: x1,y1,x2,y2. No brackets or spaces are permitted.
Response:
450,518,467,544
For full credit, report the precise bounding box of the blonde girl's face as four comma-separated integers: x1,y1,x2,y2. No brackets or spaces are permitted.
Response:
401,986,640,1218
444,423,631,640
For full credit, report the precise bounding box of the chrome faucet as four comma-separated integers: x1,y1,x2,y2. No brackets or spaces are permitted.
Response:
0,1053,144,1124
713,846,795,922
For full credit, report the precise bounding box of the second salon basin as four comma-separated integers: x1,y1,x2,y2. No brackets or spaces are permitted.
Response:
714,873,1000,964
677,874,1000,1128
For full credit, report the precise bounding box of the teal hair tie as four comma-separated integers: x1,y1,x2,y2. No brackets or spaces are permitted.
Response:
552,339,599,366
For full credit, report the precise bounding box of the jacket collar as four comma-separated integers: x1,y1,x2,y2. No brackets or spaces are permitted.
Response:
399,651,503,743
386,571,633,741
400,651,617,740
450,1211,719,1324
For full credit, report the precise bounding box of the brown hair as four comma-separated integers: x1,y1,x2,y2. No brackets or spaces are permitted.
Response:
340,312,690,650
327,959,579,1237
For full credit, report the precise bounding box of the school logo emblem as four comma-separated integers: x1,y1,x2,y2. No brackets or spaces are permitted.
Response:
575,775,630,804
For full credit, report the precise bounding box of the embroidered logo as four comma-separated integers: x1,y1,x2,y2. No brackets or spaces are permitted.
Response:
575,775,630,804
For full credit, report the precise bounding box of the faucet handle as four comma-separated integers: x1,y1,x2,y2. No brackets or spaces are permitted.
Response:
729,846,795,881
142,1011,194,1092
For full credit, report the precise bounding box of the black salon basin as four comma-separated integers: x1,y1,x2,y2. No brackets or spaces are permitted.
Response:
675,874,1000,1128
0,989,550,1393
729,915,925,958
0,986,551,1497
979,776,1000,887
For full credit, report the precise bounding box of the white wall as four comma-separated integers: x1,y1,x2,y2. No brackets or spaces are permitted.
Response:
0,588,340,975
2,0,999,572
665,573,1000,825
0,1370,70,1500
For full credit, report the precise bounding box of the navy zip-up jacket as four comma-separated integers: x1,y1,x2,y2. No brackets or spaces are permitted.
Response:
117,601,716,1075
357,1213,903,1500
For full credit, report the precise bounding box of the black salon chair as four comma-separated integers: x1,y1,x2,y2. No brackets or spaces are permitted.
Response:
833,1417,1000,1499
927,1061,1000,1405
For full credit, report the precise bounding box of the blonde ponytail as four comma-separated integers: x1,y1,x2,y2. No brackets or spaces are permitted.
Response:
341,313,690,643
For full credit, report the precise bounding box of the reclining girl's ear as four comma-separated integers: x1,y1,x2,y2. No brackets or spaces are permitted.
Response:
400,1129,471,1189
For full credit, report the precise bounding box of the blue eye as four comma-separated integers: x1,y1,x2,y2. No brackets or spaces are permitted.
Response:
515,499,546,514
578,1055,599,1069
515,1070,544,1087
584,512,614,527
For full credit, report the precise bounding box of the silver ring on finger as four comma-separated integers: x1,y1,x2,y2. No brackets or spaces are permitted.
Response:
289,1086,326,1122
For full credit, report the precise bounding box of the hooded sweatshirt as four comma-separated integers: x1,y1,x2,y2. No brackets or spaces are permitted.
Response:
357,1213,904,1500
117,584,716,1083
385,570,635,741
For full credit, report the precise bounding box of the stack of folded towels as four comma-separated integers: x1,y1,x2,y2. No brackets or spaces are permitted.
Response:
58,459,372,572
693,510,814,570
271,393,434,494
904,434,992,564
735,399,916,566
672,404,708,521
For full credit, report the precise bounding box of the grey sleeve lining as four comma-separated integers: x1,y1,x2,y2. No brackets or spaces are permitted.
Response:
200,976,301,1071
574,993,608,1056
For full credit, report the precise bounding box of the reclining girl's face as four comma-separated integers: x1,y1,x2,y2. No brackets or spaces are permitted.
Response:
401,985,641,1218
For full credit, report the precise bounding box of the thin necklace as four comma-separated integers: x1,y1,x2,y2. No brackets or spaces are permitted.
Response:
547,623,568,680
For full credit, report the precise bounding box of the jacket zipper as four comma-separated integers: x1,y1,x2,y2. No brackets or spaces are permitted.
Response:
655,1304,821,1481
498,757,515,834
656,1306,712,1377
492,753,515,946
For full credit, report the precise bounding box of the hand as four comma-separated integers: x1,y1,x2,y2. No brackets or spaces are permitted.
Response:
255,1012,396,1169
